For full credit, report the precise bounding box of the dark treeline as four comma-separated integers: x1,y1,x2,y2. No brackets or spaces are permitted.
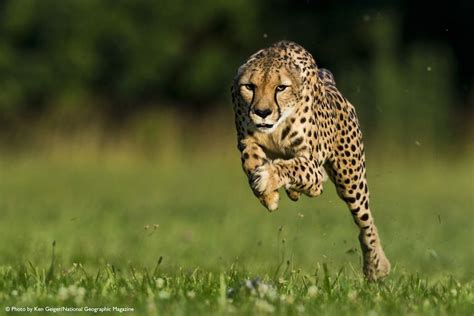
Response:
0,0,472,145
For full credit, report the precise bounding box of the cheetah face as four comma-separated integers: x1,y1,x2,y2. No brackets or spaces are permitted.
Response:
237,66,301,133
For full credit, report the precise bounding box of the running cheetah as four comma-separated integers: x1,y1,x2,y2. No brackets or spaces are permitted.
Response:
231,41,390,280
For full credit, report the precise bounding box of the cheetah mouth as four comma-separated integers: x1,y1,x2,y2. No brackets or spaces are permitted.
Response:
256,123,274,129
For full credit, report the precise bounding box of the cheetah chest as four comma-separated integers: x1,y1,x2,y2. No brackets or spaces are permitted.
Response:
252,120,310,160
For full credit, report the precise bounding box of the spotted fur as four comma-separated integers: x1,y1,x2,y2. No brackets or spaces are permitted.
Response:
231,41,390,281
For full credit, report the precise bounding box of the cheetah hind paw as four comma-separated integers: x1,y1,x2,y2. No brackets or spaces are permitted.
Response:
364,250,391,281
286,189,301,201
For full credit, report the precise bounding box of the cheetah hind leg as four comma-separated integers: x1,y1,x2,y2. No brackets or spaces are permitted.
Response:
285,167,328,201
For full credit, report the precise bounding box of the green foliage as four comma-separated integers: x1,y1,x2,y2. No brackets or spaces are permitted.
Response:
0,0,261,112
0,1,465,151
0,264,472,315
336,15,456,154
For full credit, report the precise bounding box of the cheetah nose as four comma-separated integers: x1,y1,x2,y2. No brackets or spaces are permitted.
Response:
254,108,272,118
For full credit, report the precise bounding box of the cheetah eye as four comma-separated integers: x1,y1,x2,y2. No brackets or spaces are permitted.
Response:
276,85,288,92
242,84,255,91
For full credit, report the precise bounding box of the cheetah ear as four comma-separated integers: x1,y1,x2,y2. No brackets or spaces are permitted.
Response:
283,59,296,71
288,60,301,73
234,63,249,84
286,62,303,86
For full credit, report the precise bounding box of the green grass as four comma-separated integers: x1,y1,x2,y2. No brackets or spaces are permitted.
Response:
0,152,473,315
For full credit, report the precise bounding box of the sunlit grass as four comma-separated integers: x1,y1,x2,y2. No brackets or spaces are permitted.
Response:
0,151,472,314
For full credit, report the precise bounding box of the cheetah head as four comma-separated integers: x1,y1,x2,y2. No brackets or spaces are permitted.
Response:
233,43,309,134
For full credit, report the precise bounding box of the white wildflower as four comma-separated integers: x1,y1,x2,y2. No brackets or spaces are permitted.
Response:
267,287,278,301
74,287,86,305
258,283,269,297
58,286,69,301
347,290,358,301
68,285,78,296
158,290,171,299
255,299,275,313
307,285,319,298
296,304,305,313
278,278,287,284
423,299,430,308
156,278,165,288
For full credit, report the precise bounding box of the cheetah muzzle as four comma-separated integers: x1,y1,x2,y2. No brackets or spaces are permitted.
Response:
231,41,391,281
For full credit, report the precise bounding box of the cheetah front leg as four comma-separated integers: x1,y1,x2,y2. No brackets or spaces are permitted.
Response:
238,140,281,211
251,155,327,211
285,166,329,201
327,156,391,281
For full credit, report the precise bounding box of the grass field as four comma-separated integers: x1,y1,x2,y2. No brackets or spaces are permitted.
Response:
0,150,473,315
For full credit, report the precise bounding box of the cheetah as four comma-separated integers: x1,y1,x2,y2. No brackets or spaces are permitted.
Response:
231,41,390,280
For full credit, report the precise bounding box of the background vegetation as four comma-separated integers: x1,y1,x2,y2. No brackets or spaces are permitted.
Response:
0,0,472,153
0,0,472,314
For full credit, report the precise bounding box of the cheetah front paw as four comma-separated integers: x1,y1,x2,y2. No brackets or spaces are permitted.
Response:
258,191,280,212
302,182,323,198
251,163,282,195
251,163,283,211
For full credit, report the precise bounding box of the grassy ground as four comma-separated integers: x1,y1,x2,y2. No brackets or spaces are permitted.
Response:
0,151,472,315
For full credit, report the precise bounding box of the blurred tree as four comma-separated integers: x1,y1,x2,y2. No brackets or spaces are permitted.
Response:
0,0,471,146
0,0,263,117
